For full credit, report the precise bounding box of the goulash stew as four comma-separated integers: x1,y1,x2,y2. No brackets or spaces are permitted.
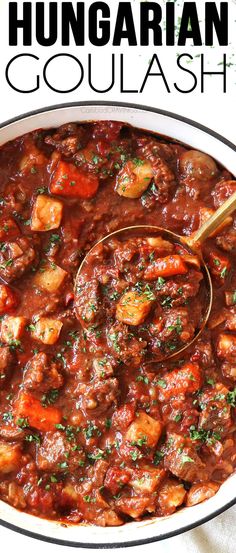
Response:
0,121,235,526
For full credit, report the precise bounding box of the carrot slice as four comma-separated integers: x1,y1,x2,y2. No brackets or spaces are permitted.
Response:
144,255,188,280
14,392,62,432
50,161,99,198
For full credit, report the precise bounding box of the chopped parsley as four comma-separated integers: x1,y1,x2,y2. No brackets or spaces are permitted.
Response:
2,411,13,422
25,433,41,444
42,389,59,407
226,388,236,407
36,186,47,195
174,413,183,422
157,379,167,389
131,435,147,447
87,449,104,461
181,454,194,465
189,425,222,445
130,449,142,461
16,417,29,429
136,375,149,384
220,267,228,278
153,450,164,465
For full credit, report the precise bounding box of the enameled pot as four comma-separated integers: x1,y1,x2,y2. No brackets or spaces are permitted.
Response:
0,101,235,548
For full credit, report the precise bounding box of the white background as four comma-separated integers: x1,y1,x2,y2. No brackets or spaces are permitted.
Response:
0,0,235,142
0,0,235,551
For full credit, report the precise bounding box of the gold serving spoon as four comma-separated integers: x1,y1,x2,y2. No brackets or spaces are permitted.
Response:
75,189,236,362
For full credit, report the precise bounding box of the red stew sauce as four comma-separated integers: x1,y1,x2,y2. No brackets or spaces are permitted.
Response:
0,120,235,526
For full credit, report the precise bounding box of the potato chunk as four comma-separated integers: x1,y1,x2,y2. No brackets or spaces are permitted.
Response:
217,333,236,360
129,467,165,494
146,236,174,254
186,482,219,507
116,290,154,326
179,150,218,181
33,263,67,293
0,441,22,473
0,284,18,313
125,411,162,448
116,160,153,198
31,194,63,232
1,316,26,343
31,317,63,345
115,496,155,519
157,478,186,515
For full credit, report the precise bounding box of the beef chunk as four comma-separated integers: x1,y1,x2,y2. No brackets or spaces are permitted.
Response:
75,278,103,328
164,433,208,482
104,466,131,495
36,431,85,472
0,441,22,473
0,346,14,388
155,269,202,306
191,339,214,368
136,137,176,203
44,123,87,156
75,378,119,415
154,307,197,345
106,322,147,364
216,228,236,252
23,352,64,393
0,237,36,283
198,383,232,432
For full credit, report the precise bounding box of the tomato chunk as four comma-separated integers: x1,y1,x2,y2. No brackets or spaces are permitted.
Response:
14,392,62,431
50,161,99,198
144,255,188,280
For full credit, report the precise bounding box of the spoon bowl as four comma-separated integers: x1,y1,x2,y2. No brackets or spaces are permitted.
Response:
75,224,213,362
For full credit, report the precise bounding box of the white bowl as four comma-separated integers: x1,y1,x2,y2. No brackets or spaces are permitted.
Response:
0,102,235,548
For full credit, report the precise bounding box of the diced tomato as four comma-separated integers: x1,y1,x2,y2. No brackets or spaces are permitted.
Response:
14,392,62,432
144,255,188,280
0,218,20,241
157,363,202,401
208,251,230,283
50,161,99,198
0,284,18,313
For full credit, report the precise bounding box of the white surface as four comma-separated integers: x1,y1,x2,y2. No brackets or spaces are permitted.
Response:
0,0,235,143
0,507,236,553
0,0,235,550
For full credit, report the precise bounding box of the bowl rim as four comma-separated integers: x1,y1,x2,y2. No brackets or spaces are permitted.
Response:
0,100,235,548
0,100,236,152
0,496,236,549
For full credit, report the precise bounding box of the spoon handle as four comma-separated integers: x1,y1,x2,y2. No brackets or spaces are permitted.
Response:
188,189,236,248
